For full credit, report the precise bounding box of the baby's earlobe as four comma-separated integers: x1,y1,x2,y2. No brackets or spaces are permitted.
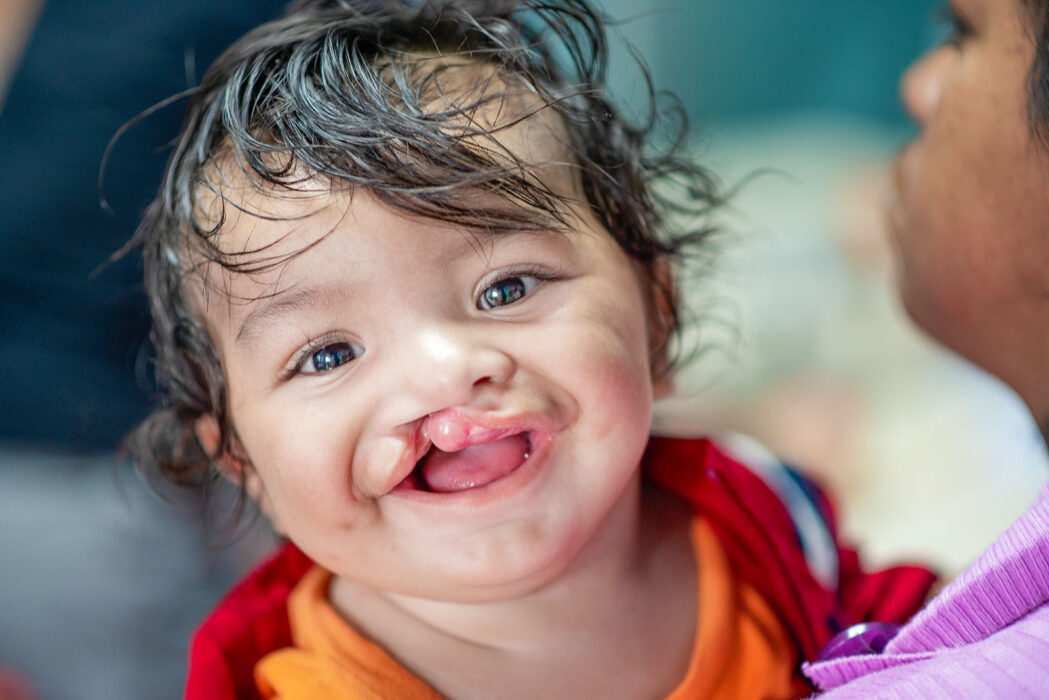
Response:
194,414,224,460
646,259,677,397
194,414,280,530
652,372,674,400
194,414,243,480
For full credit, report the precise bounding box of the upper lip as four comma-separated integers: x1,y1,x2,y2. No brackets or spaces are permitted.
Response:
377,423,432,497
380,410,559,496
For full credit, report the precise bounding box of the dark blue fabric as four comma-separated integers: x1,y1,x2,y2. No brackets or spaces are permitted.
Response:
0,1,286,451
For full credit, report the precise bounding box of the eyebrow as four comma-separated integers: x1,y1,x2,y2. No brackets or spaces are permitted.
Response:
231,227,573,345
234,285,342,346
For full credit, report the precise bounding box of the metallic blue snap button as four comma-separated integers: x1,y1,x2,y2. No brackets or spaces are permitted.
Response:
816,621,901,661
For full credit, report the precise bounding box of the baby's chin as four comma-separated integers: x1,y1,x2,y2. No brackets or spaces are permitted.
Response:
330,544,581,607
330,513,608,606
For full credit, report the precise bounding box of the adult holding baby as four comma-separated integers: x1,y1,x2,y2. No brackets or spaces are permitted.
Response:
805,0,1049,695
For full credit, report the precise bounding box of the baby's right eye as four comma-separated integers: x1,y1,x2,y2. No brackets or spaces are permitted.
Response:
298,341,364,375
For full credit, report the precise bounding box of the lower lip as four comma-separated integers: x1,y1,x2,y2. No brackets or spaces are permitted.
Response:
388,431,555,508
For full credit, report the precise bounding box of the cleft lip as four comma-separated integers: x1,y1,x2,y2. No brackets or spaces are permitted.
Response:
403,429,536,494
422,407,555,453
385,409,560,497
416,428,538,494
455,426,526,449
385,423,432,496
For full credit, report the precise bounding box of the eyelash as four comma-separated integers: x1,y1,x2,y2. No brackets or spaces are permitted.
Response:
281,332,363,381
476,266,559,310
278,265,562,380
939,3,972,46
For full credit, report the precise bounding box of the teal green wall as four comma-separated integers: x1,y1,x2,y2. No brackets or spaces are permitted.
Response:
601,0,944,125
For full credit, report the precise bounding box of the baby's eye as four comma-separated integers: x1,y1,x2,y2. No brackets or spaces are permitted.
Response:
299,341,364,374
477,276,540,310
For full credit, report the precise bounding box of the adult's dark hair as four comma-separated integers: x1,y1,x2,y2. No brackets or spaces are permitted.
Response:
126,0,719,501
1023,0,1049,142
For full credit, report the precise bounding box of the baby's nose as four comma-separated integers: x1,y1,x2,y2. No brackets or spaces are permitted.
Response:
408,325,516,407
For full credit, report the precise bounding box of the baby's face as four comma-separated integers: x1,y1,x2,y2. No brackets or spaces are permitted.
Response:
197,137,659,604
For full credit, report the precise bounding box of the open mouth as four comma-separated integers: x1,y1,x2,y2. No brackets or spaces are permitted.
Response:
398,432,533,494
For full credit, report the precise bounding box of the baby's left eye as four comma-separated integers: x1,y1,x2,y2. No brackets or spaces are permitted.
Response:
477,276,540,310
298,341,363,375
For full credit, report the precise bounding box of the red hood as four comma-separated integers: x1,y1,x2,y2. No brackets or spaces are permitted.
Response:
184,437,936,700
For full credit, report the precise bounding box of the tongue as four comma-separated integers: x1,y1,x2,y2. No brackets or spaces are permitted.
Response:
421,433,530,493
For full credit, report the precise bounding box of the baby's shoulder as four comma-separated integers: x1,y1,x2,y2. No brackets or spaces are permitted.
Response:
644,434,937,662
186,542,312,700
646,433,838,586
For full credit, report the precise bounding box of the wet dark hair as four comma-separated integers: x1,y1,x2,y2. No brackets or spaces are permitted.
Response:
126,0,720,498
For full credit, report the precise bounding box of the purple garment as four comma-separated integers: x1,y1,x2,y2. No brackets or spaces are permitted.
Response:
804,484,1049,698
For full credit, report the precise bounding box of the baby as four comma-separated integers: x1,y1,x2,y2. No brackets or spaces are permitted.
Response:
127,1,935,698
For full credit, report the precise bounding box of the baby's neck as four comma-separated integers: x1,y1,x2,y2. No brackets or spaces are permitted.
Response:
328,481,697,700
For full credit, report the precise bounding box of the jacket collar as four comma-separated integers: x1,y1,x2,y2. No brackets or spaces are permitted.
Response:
805,483,1049,689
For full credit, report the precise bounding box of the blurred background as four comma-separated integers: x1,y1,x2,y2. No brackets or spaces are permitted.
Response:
608,0,1049,580
656,114,1049,572
2,1,1047,698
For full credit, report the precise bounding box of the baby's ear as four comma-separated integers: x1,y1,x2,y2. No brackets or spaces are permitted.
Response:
194,415,280,529
647,260,676,400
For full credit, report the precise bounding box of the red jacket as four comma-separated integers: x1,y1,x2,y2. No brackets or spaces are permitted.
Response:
184,437,936,699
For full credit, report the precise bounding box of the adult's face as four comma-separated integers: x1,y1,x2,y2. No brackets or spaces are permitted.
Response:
890,0,1049,419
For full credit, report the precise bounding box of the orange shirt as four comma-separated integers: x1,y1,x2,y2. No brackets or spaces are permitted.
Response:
256,520,807,699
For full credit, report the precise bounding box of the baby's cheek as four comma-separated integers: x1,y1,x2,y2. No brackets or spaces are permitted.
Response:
236,412,339,509
570,322,654,441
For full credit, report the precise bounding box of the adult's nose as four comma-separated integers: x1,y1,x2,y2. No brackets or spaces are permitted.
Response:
900,46,952,126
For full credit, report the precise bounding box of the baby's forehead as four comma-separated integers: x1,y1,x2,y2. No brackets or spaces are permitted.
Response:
187,184,588,346
192,82,581,260
184,52,594,322
194,174,573,281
